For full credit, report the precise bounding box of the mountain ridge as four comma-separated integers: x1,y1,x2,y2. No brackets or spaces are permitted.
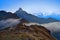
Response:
15,8,60,24
0,10,19,20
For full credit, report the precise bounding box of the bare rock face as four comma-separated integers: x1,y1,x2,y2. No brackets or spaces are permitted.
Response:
0,23,56,40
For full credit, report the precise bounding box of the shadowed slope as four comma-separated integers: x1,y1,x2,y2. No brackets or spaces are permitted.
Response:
0,10,19,20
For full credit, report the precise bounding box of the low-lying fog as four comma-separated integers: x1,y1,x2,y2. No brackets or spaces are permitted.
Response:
0,19,20,30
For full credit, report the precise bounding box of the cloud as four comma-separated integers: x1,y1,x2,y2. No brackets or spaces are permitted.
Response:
41,22,60,33
23,23,40,26
0,19,20,30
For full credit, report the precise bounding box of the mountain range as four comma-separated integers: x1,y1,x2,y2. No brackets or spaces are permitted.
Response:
15,8,60,24
34,12,60,20
0,8,60,24
0,8,60,40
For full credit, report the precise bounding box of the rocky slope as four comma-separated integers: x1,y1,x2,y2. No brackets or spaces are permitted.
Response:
0,23,56,40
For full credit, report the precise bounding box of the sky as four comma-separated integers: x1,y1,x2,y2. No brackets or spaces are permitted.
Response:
0,0,60,15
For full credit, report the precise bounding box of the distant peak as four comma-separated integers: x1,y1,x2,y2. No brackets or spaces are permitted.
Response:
15,8,26,13
18,8,23,11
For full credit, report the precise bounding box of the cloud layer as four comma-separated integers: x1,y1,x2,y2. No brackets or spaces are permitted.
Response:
0,19,20,30
41,22,60,33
